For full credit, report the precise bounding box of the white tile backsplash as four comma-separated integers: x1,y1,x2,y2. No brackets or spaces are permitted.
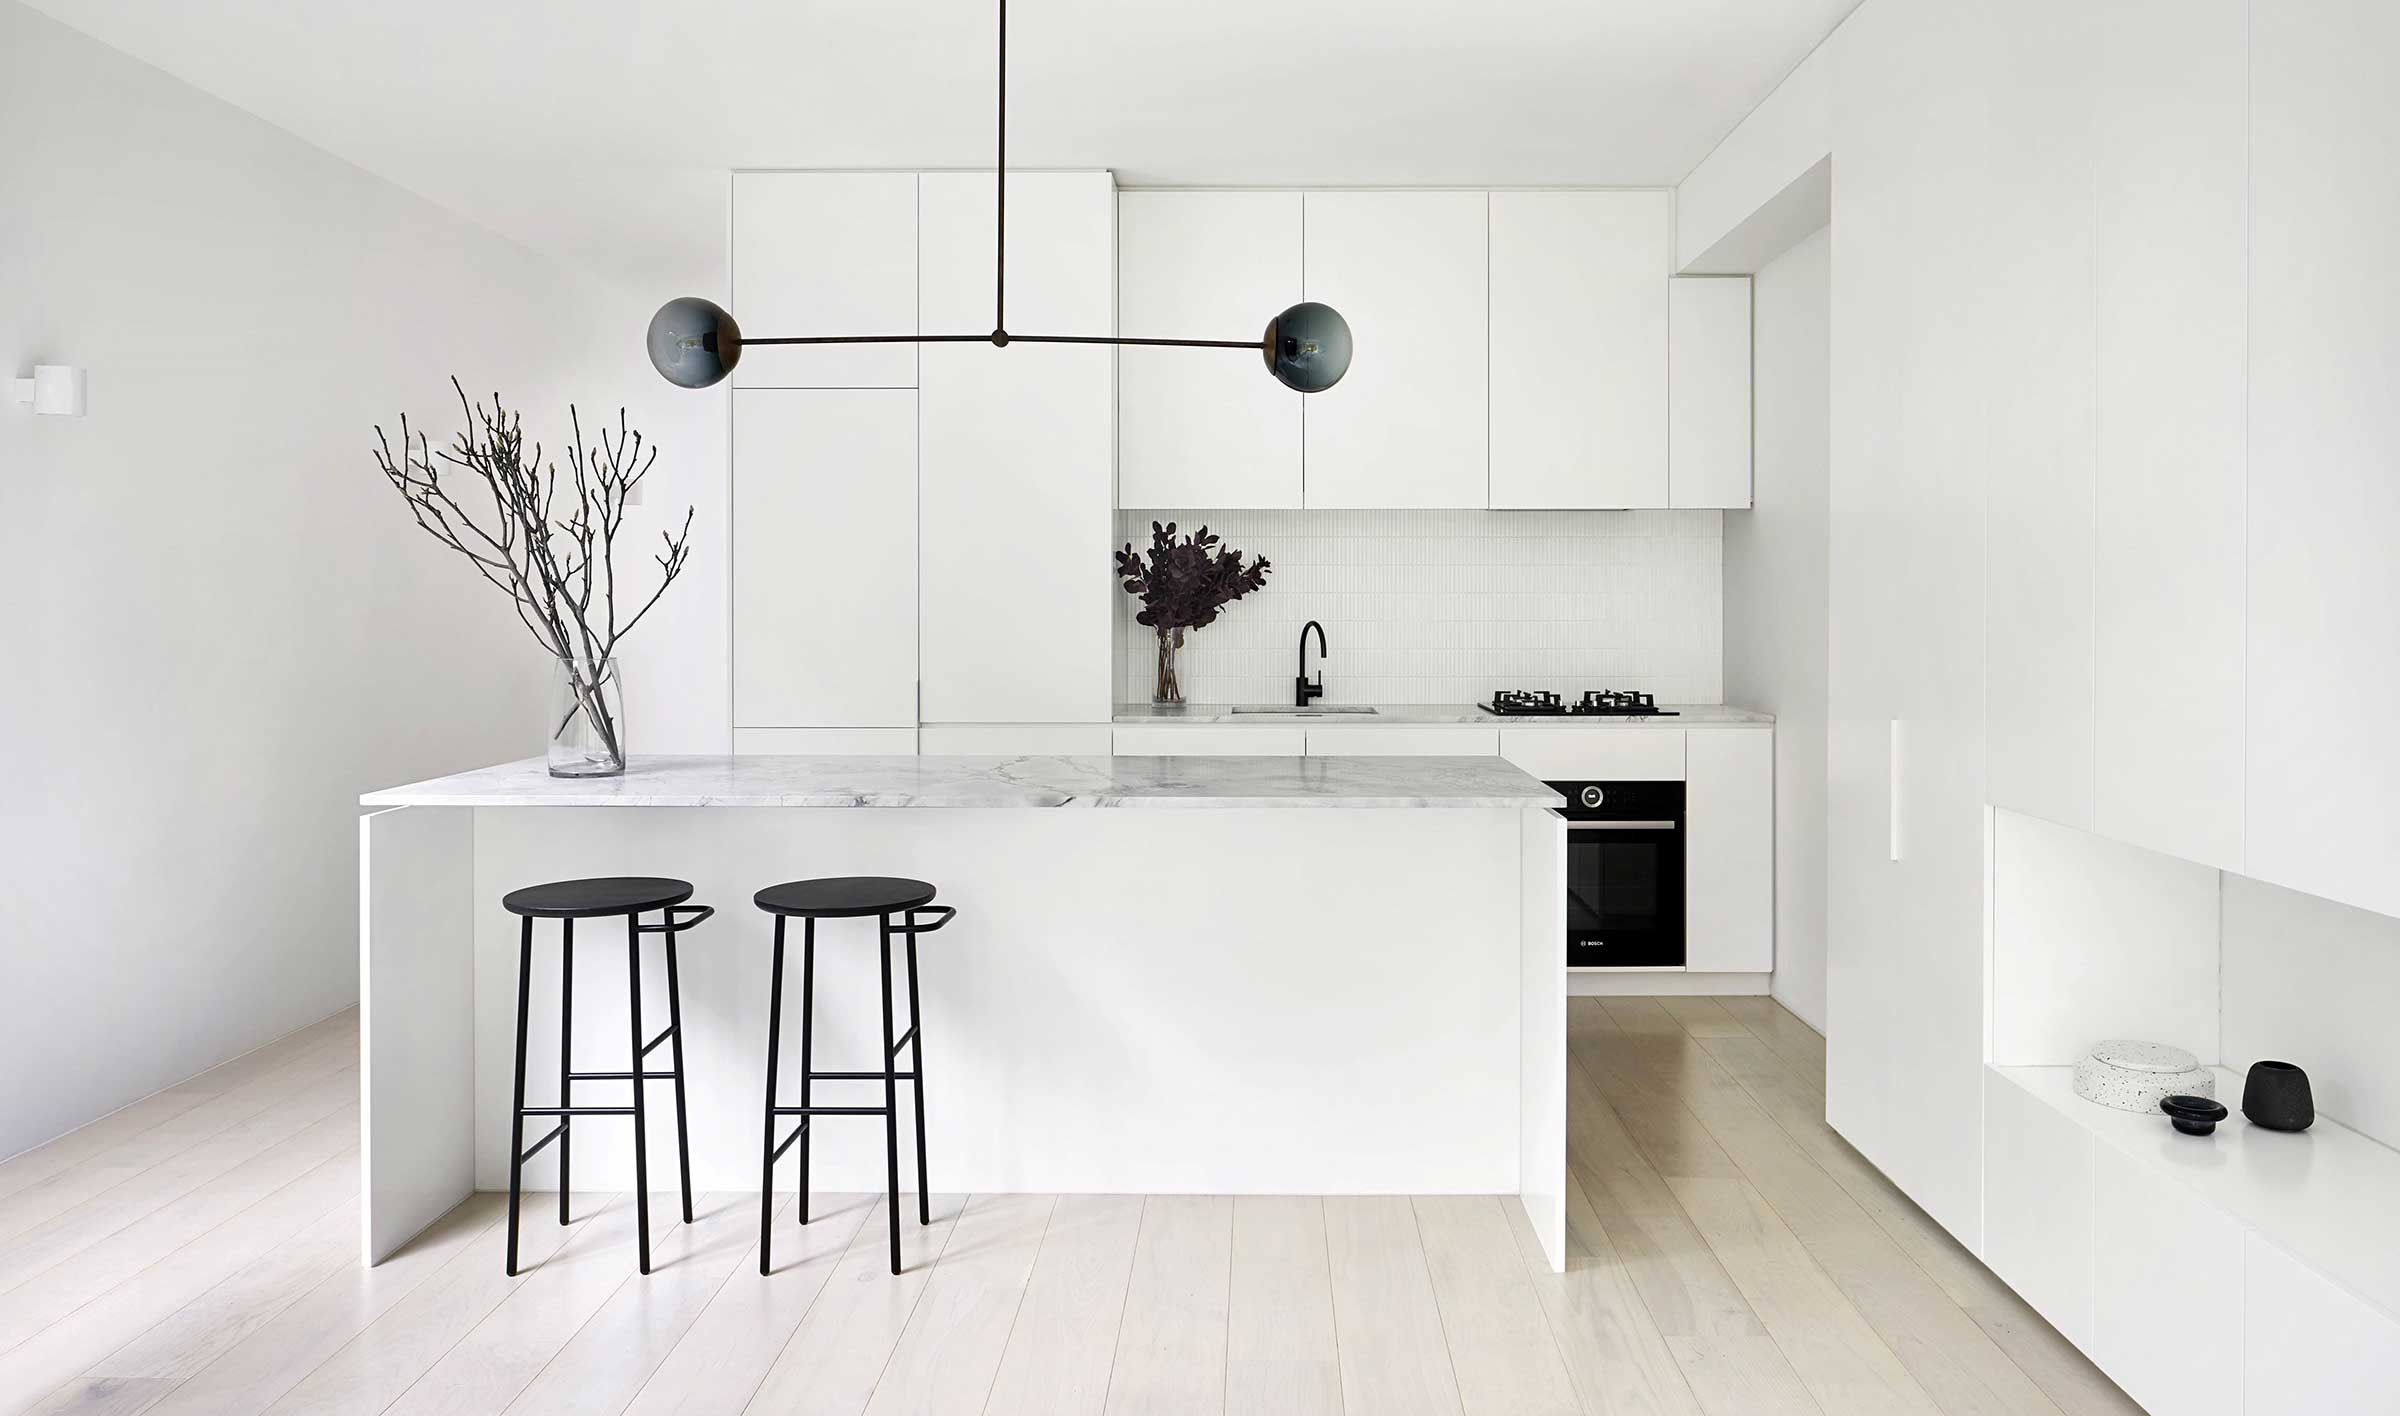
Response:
1115,508,1723,706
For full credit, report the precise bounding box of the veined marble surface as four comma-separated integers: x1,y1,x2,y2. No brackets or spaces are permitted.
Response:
361,754,1566,810
1114,702,1774,727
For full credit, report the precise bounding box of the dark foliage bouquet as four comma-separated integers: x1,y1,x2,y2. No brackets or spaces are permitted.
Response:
1114,521,1271,703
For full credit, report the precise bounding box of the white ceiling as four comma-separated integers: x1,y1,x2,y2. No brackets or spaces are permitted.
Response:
27,0,1855,292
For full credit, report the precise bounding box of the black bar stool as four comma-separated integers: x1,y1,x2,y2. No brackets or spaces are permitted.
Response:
501,875,714,1276
754,876,956,1276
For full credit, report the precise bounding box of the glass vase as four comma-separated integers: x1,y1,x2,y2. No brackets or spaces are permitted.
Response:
1153,625,1185,705
548,655,626,777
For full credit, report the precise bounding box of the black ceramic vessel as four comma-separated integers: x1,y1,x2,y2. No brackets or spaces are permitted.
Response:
2161,1094,2229,1136
2242,1060,2315,1132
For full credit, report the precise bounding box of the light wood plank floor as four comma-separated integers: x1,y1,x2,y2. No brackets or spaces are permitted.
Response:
0,1001,2145,1415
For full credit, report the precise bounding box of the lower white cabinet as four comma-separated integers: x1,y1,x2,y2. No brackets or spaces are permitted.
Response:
2091,1145,2245,1416
1305,726,1499,756
1685,729,1773,973
1982,1069,2097,1344
919,724,1113,755
733,727,917,755
2244,1233,2400,1413
1112,725,1304,756
1496,728,1685,783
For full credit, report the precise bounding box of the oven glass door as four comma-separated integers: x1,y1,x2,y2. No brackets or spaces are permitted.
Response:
1564,819,1685,968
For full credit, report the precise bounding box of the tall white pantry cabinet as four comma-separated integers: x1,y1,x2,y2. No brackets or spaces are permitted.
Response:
728,170,1115,750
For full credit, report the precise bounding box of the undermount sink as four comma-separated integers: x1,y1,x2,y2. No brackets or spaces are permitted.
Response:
1230,705,1379,716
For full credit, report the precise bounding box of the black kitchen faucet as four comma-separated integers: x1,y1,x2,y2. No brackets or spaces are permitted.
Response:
1296,620,1327,707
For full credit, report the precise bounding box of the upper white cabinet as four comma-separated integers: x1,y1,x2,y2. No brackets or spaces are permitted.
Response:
1301,191,1490,508
1667,277,1752,508
1489,191,1671,508
918,171,1115,724
1117,190,1303,508
731,389,918,730
731,172,918,388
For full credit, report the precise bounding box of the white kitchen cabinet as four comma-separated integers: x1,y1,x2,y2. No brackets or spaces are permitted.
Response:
1496,728,1685,783
2089,0,2247,873
731,172,917,388
1117,190,1302,508
1305,726,1499,757
919,723,1113,755
1113,725,1304,756
918,171,1115,724
2090,1145,2244,1416
1684,728,1773,972
1301,191,1489,508
1981,1070,2096,1345
731,389,917,730
2245,0,2400,920
2244,1232,2400,1414
1489,191,1671,508
733,727,916,755
1667,277,1752,508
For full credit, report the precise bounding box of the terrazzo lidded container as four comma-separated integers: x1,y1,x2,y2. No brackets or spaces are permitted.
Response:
2072,1039,2215,1114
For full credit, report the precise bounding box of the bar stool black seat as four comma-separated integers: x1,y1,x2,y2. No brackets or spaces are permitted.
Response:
501,875,713,1277
755,876,955,1276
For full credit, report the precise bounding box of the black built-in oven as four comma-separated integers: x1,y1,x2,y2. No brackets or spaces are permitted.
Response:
1554,780,1685,969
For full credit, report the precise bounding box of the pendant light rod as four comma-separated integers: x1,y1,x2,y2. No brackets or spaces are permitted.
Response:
643,0,1353,391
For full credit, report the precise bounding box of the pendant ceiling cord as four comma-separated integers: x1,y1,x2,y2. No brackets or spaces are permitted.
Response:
995,0,1006,337
644,1,1352,388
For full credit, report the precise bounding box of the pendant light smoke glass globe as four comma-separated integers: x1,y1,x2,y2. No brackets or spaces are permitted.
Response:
1263,301,1351,393
646,297,742,388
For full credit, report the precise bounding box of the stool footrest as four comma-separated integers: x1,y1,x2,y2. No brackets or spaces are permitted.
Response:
888,1025,917,1058
518,1123,566,1163
519,1105,635,1117
771,1120,806,1162
772,1104,889,1116
639,1025,675,1057
566,1069,678,1082
638,904,716,934
807,1068,918,1081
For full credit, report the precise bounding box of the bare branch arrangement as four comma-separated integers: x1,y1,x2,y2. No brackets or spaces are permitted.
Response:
371,378,695,770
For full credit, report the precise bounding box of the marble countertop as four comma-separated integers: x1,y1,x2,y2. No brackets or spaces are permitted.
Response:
362,754,1567,810
1114,702,1774,727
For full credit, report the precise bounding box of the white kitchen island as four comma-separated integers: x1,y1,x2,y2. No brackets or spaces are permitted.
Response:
358,754,1568,1271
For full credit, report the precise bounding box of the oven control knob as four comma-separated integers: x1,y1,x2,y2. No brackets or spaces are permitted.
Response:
1580,786,1605,809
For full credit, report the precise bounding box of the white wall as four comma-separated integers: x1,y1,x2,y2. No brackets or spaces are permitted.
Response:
1115,508,1723,706
0,1,724,1160
1724,227,1829,1030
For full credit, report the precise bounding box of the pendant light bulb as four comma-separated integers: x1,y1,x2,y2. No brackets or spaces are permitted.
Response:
646,297,742,388
1264,302,1351,393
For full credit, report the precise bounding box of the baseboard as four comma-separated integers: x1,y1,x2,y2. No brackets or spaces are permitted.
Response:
1567,971,1772,997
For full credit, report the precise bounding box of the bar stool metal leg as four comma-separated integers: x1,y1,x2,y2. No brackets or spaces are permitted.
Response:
878,912,901,1275
506,915,534,1276
664,932,695,1225
626,914,653,1275
558,917,573,1225
797,917,816,1224
759,915,785,1275
904,926,929,1225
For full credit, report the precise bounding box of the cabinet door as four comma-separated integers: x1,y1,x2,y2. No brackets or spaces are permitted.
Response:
918,171,1114,724
1113,726,1305,756
731,172,917,388
2090,1146,2243,1416
1667,278,1752,508
1982,1070,2096,1345
1497,729,1684,783
1118,190,1302,508
1490,191,1670,508
1301,191,1489,508
2245,1233,2400,1413
731,389,917,729
1305,726,1499,757
1685,729,1773,972
919,724,1113,755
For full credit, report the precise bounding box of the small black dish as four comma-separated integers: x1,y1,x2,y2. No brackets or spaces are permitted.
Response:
2161,1094,2230,1136
2242,1060,2314,1132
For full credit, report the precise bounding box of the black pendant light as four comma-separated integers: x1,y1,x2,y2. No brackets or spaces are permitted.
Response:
646,0,1350,394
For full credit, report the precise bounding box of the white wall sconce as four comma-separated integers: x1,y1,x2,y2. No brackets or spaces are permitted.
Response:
12,365,87,417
